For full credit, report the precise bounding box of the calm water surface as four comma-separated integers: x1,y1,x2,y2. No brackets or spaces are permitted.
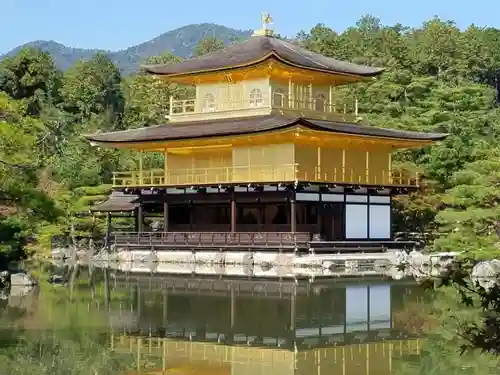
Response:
2,264,429,374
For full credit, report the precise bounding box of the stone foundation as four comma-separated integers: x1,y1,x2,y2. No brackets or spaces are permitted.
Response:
92,249,461,280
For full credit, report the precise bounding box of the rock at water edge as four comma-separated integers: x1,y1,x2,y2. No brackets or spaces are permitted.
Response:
11,272,37,286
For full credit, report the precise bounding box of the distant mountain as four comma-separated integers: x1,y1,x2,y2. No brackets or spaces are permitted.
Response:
0,23,253,75
2,40,105,71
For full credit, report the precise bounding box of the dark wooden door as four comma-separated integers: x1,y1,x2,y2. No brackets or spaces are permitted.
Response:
320,203,345,241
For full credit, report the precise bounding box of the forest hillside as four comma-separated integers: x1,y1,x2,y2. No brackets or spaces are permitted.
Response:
0,24,252,74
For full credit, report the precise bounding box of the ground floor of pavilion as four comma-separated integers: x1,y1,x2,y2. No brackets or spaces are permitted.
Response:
91,185,414,251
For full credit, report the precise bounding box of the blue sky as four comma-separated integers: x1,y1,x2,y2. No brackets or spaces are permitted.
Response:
1,0,499,54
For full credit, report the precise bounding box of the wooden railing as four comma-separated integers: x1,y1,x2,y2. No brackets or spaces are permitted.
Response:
170,92,271,114
112,164,420,188
272,91,359,116
296,167,419,186
112,231,311,249
168,90,359,120
112,164,297,187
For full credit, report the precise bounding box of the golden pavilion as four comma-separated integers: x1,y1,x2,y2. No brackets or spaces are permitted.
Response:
86,14,447,250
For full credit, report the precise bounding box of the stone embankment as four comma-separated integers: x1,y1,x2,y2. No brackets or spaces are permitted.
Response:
82,248,460,280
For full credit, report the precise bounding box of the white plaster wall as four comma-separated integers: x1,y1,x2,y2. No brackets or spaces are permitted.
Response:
345,204,368,239
369,205,391,239
195,78,270,111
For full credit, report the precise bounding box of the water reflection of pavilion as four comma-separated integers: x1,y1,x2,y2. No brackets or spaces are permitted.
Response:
102,272,421,374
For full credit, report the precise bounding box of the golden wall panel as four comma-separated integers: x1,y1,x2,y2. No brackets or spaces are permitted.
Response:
318,147,344,182
368,150,391,185
345,148,367,184
295,145,317,181
166,150,232,185
232,144,295,182
293,145,391,185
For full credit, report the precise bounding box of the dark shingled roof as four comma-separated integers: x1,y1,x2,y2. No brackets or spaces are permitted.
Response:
85,115,448,144
90,192,138,212
143,36,384,77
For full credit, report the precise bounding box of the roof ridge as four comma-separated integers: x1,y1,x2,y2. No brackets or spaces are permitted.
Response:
85,114,447,144
274,38,331,69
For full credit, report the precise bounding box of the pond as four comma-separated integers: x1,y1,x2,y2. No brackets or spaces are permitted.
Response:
0,262,496,375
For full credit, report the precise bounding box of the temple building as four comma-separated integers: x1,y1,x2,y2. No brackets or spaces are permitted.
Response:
86,14,447,250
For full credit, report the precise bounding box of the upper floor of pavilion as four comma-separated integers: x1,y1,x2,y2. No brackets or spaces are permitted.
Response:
84,14,448,191
142,13,384,123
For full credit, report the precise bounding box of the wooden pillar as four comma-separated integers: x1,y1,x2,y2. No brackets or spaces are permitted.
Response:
189,202,193,231
317,146,321,180
289,284,297,350
290,199,297,233
230,287,235,330
137,204,144,233
261,204,266,231
222,286,235,345
329,86,334,113
341,148,346,182
308,82,313,109
104,267,110,311
137,285,141,317
163,202,169,232
257,202,262,231
106,213,112,247
388,152,392,184
134,208,139,232
230,194,237,233
365,150,370,184
138,151,144,185
162,291,168,326
317,202,322,237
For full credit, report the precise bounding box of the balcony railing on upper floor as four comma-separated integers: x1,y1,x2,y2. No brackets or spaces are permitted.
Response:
111,164,420,188
168,90,359,122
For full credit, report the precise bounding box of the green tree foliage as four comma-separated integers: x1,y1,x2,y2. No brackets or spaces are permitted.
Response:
0,93,60,264
194,37,225,57
0,48,61,115
393,273,500,374
60,52,125,131
123,53,184,127
0,273,135,374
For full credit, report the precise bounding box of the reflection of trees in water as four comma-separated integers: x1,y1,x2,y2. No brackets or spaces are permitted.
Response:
392,286,500,375
392,298,438,336
0,270,135,375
